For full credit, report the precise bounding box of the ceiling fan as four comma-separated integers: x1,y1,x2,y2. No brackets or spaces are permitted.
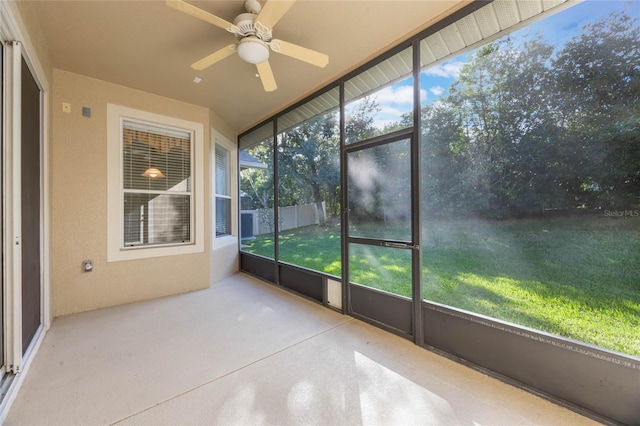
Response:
166,0,329,92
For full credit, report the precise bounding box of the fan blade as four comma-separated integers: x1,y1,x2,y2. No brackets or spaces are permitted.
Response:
256,61,277,92
191,45,237,70
166,0,234,31
270,39,329,68
255,0,296,30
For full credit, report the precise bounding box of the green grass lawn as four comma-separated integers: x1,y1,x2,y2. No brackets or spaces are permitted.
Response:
241,216,640,356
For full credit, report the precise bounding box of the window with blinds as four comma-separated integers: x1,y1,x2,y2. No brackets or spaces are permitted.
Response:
122,120,193,247
215,144,232,237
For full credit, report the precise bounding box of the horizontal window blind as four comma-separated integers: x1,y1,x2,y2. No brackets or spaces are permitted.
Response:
215,197,231,237
215,144,231,236
215,145,229,196
122,120,193,247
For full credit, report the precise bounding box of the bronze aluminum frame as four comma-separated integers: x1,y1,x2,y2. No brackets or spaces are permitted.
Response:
237,2,639,423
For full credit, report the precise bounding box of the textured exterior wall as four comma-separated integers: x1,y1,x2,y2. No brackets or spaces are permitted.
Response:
210,115,239,285
51,69,230,316
210,238,239,285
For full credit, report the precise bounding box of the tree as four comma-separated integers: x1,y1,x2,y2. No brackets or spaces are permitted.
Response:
451,38,564,217
241,140,274,210
345,96,380,142
344,97,414,226
419,6,639,218
278,111,339,225
552,6,640,209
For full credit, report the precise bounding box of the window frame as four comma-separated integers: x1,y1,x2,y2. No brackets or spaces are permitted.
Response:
214,143,231,237
121,120,193,248
107,104,204,262
212,130,238,247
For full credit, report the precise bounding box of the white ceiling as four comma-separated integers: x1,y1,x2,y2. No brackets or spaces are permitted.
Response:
18,0,473,133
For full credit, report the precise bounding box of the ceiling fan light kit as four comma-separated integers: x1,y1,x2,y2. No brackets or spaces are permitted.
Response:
166,0,329,92
237,37,270,64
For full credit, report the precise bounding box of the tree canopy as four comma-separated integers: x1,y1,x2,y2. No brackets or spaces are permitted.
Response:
421,6,640,219
242,6,640,223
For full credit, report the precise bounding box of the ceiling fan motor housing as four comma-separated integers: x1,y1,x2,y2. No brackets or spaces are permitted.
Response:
233,12,258,38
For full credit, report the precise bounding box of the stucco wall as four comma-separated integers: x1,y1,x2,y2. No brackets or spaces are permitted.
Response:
211,239,240,284
52,69,224,316
210,113,240,284
210,109,236,145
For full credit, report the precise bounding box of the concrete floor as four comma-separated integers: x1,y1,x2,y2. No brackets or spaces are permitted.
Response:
6,273,599,425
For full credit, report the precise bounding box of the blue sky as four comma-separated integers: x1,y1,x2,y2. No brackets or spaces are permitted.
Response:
365,0,639,128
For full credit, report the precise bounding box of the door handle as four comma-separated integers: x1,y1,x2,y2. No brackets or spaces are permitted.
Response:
382,241,419,250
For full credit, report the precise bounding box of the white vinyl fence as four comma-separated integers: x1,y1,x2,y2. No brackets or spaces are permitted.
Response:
241,202,324,238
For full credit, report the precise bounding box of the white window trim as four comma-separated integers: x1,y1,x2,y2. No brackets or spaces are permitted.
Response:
214,144,231,238
212,129,238,249
107,104,204,262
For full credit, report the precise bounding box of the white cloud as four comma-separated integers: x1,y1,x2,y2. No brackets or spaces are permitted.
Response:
372,85,427,106
374,107,408,129
419,88,427,104
375,85,414,105
366,85,426,129
349,85,429,129
422,60,465,78
373,119,398,130
379,105,406,116
429,86,444,97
